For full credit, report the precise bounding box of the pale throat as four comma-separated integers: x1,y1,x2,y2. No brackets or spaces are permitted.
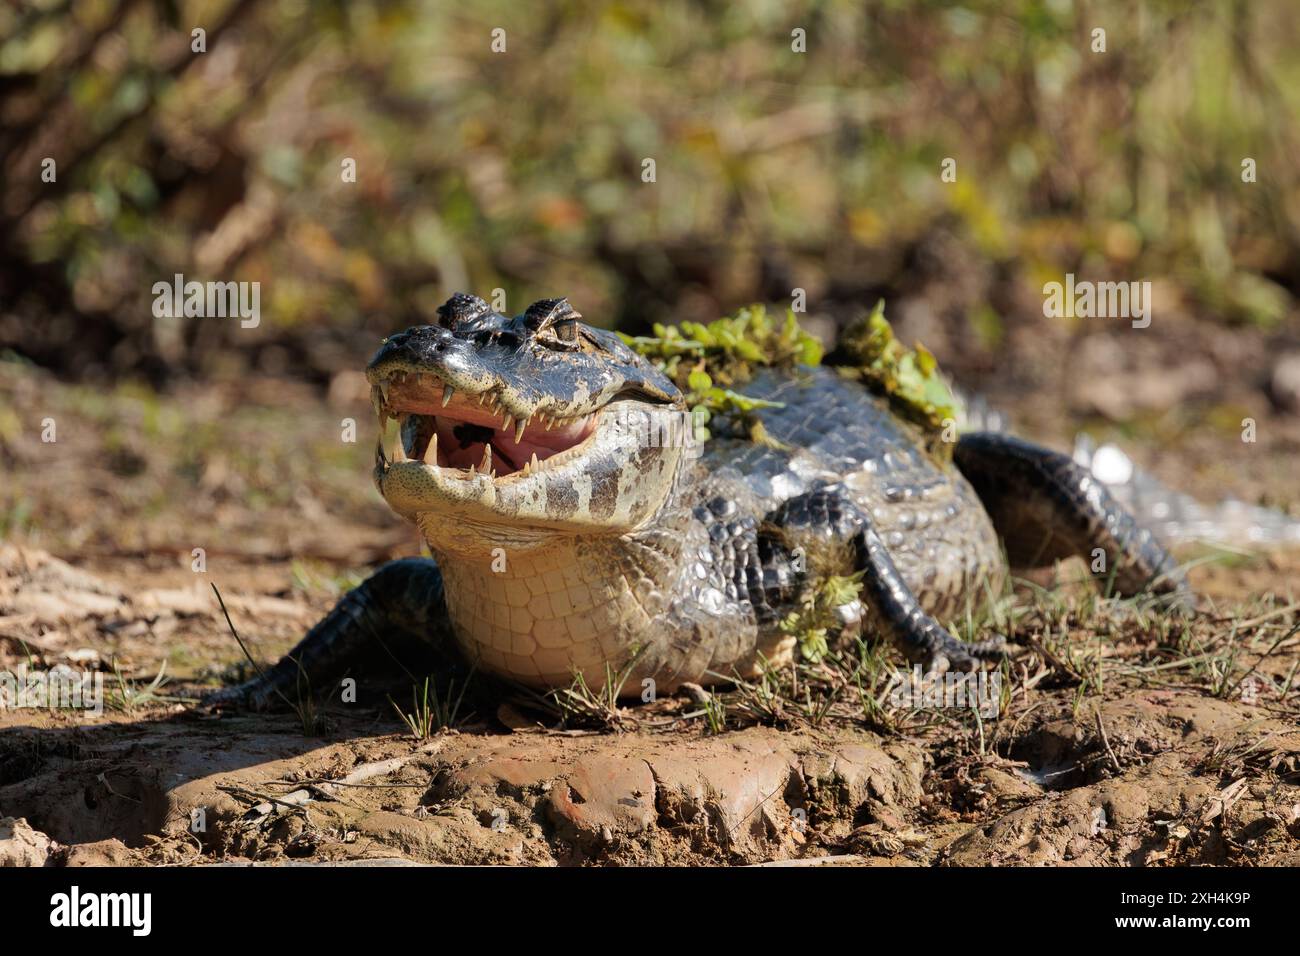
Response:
420,525,684,687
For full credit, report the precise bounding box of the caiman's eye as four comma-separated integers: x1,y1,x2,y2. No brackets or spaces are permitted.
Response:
553,318,578,344
520,298,586,349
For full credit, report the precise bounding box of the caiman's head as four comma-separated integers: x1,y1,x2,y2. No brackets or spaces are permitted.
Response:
367,293,689,554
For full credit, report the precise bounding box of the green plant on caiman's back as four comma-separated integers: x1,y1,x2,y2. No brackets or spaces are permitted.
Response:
835,300,959,435
622,301,959,446
620,304,820,443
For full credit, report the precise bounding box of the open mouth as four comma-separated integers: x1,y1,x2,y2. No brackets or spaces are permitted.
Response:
371,370,598,479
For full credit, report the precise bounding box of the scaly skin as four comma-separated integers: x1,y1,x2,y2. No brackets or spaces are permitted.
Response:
212,295,1192,709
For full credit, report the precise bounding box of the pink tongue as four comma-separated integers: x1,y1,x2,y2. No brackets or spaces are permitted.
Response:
439,434,513,473
432,413,595,473
518,416,595,452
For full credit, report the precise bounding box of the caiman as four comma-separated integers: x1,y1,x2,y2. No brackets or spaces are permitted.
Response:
217,293,1192,708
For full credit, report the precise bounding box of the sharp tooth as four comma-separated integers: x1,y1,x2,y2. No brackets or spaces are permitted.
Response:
379,380,390,406
423,430,438,465
545,415,555,431
515,418,527,444
469,462,477,476
530,452,540,473
442,385,454,407
478,392,487,405
502,413,513,434
392,433,407,461
480,444,493,472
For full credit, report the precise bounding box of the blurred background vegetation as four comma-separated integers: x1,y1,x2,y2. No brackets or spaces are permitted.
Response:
1,0,1298,424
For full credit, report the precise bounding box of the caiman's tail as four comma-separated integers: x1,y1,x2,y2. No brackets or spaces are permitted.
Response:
955,391,1300,550
1069,434,1300,549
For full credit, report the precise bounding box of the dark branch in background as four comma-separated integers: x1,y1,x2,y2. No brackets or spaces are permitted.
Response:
2,0,261,224
0,0,283,381
0,0,139,170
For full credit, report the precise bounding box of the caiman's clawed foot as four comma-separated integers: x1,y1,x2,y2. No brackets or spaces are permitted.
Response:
759,485,1010,672
852,522,1009,672
203,558,451,713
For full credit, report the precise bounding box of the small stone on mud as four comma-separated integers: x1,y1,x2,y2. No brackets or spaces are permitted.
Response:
496,703,534,731
0,817,53,867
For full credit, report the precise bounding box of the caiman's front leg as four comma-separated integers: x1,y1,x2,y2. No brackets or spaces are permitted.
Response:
207,557,453,711
954,432,1194,608
759,486,1007,672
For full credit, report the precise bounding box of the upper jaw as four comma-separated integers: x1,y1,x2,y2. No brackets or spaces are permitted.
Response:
369,367,599,480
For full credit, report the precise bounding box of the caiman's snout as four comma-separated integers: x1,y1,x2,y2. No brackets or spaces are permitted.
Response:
368,323,457,376
365,293,688,545
366,320,501,406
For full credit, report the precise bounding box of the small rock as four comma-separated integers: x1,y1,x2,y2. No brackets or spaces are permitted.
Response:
0,817,53,867
495,703,533,732
873,807,906,831
63,838,135,867
978,767,1042,805
676,682,712,706
1269,352,1300,413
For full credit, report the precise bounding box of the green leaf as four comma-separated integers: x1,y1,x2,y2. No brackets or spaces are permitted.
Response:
687,369,713,392
838,300,960,432
625,303,823,442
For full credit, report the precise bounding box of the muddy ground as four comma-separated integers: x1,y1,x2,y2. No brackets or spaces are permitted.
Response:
2,342,1299,867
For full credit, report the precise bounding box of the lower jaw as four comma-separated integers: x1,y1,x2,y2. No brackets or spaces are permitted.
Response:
416,511,563,557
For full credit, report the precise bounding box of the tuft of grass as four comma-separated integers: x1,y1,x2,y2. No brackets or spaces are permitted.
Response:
388,673,471,740
107,659,177,713
701,691,727,735
725,653,792,728
550,647,646,731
